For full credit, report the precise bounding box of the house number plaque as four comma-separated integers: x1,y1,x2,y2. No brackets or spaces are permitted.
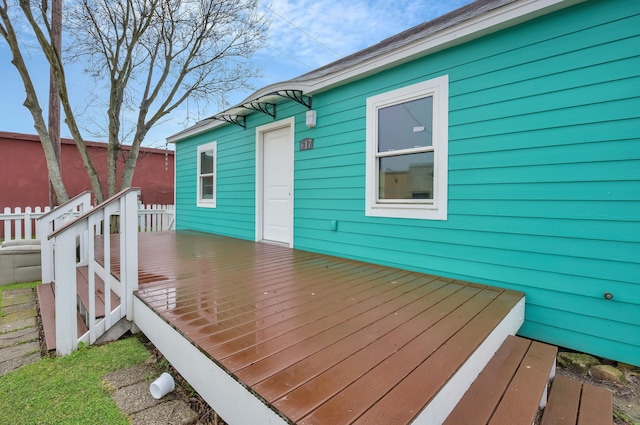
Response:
300,138,314,151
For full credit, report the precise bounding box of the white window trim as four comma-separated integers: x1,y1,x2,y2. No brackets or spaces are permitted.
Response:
365,75,448,220
197,141,217,208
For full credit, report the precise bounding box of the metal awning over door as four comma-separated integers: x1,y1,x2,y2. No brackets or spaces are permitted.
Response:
210,89,312,129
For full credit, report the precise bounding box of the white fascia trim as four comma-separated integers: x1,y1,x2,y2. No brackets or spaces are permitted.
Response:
167,119,225,144
168,0,582,143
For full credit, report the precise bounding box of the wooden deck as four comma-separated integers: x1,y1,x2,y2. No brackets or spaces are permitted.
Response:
122,231,525,425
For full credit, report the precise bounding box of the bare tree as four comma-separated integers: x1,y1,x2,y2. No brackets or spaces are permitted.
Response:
0,0,268,203
0,0,69,202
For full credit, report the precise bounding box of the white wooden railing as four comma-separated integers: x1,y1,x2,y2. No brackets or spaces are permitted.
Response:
2,202,174,242
43,188,140,355
36,191,94,284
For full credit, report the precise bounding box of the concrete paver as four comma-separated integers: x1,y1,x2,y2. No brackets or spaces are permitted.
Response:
2,299,37,315
105,365,200,424
0,308,38,325
0,327,39,349
112,381,166,414
0,352,41,376
104,363,158,390
1,289,34,307
0,288,41,377
1,316,37,333
0,340,40,362
131,400,199,425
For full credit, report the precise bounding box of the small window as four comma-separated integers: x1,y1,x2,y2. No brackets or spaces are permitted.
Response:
365,75,448,220
197,142,217,208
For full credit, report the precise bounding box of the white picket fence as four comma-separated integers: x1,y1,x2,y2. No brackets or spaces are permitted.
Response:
0,204,175,241
137,204,175,234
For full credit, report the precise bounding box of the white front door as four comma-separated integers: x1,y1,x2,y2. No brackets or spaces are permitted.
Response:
259,123,293,245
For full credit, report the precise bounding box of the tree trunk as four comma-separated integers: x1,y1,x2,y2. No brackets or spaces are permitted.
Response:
121,130,146,190
14,1,105,203
48,0,62,207
0,6,68,203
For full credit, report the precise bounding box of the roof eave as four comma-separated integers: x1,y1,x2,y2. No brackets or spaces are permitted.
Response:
168,0,583,144
296,0,584,95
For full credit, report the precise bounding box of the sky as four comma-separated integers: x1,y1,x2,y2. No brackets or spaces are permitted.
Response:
0,0,472,149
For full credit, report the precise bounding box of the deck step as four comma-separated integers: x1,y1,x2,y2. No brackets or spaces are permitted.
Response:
76,266,120,319
444,335,557,425
540,374,612,425
37,267,120,351
37,283,89,351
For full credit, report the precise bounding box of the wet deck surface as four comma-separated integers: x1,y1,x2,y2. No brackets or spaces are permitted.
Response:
125,231,523,425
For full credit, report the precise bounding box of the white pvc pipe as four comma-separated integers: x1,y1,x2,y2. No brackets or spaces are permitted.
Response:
150,372,175,399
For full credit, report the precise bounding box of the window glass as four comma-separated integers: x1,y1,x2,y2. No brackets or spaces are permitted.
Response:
378,96,433,152
200,176,214,199
378,152,434,200
200,150,214,174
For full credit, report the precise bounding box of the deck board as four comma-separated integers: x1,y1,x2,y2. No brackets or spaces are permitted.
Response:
76,266,120,318
540,375,582,425
351,289,523,425
276,283,491,422
443,335,533,425
488,341,558,425
578,384,613,425
128,231,525,425
36,283,57,351
37,282,89,351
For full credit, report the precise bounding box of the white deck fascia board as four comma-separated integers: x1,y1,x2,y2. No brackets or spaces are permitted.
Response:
411,296,526,425
133,297,291,425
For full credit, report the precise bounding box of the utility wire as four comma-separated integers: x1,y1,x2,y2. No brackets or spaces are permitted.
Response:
259,1,343,59
263,41,315,70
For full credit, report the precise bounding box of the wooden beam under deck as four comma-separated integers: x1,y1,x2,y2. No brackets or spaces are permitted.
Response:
114,231,524,425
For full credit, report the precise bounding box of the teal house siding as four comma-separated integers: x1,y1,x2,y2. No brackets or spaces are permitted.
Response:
175,125,256,240
172,0,640,365
175,101,309,239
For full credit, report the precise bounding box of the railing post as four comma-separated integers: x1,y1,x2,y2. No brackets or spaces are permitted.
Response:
121,191,139,320
37,217,54,284
36,192,93,284
54,229,79,356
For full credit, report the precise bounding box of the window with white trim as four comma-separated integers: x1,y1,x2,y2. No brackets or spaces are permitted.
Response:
365,75,448,220
197,142,217,208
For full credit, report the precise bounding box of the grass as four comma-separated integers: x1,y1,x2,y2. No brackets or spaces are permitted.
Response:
0,282,152,424
0,336,151,424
